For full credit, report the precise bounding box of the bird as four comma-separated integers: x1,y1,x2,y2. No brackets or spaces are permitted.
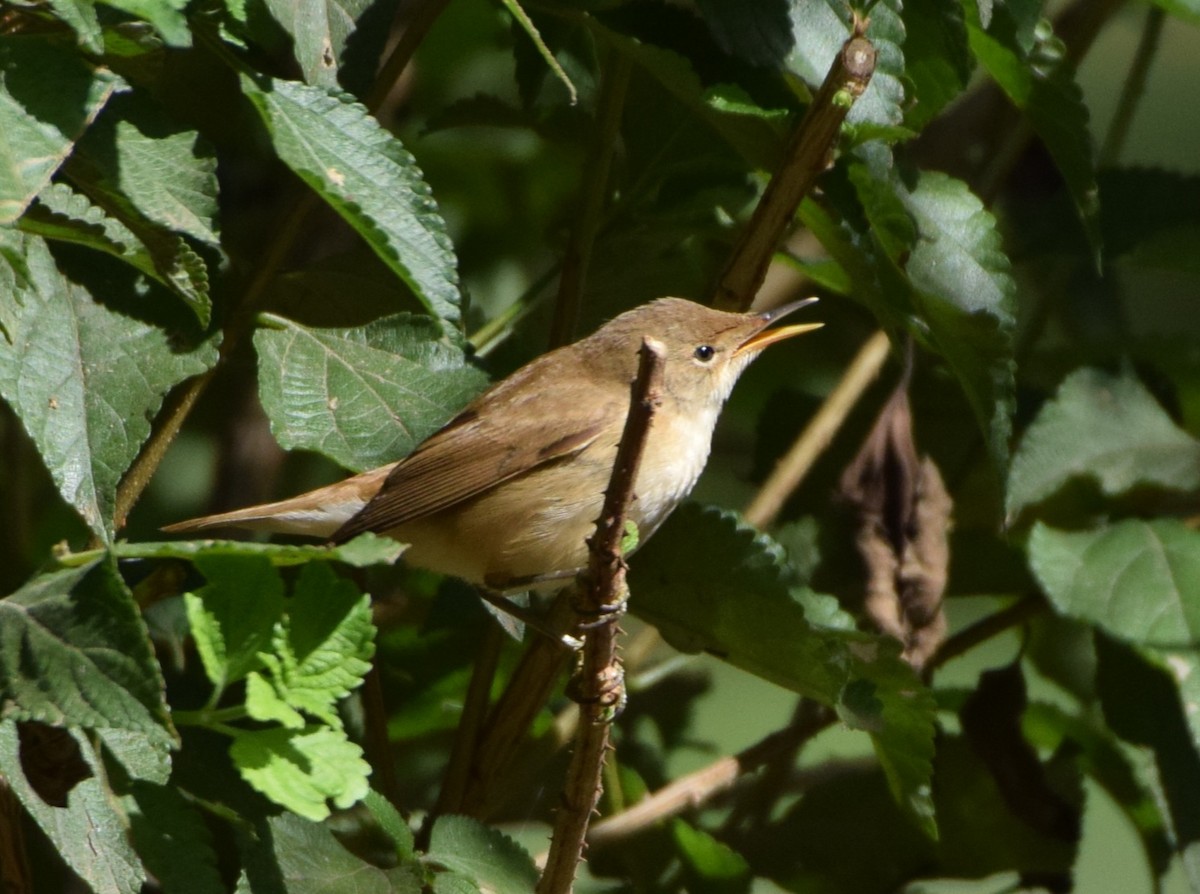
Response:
164,297,821,591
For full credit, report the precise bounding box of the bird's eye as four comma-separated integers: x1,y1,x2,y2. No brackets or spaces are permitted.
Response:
694,345,716,362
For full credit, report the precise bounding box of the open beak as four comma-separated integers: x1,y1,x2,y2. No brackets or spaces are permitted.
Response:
735,297,823,355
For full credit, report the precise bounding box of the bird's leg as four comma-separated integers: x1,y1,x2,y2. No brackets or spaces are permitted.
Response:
475,586,584,650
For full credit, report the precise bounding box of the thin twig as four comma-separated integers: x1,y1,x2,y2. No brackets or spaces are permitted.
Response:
362,660,402,811
548,50,632,348
366,0,453,114
588,702,835,848
926,595,1046,673
743,329,892,529
1099,5,1164,167
538,338,666,894
709,28,876,312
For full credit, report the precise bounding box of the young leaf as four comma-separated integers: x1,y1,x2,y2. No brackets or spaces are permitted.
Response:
254,313,488,472
20,181,211,326
1029,519,1200,650
239,74,463,331
126,781,224,894
69,91,220,247
0,233,217,539
1007,367,1200,522
629,503,937,835
0,35,120,224
0,721,145,894
229,724,371,821
0,558,173,741
425,814,540,894
255,562,375,726
184,554,286,691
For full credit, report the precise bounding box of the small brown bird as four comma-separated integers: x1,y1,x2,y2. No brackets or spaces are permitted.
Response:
165,297,820,590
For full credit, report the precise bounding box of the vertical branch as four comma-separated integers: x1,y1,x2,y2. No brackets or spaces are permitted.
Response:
1099,5,1165,167
548,50,633,348
709,30,876,312
537,338,666,894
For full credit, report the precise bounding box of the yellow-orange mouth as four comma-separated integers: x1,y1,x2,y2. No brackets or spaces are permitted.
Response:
735,297,823,355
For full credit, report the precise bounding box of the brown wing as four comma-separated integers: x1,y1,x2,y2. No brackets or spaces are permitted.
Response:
331,358,619,541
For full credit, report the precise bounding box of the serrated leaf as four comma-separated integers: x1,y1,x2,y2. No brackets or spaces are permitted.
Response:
110,532,405,566
254,313,487,472
966,8,1099,257
0,35,121,223
629,503,936,834
0,233,218,539
1029,520,1200,650
256,562,375,726
239,74,463,331
0,721,145,894
785,0,906,131
230,724,371,820
244,671,306,728
425,814,540,894
126,781,224,894
1007,367,1200,522
258,0,373,87
21,181,211,326
98,727,172,784
261,812,423,893
0,558,173,740
184,554,285,692
673,819,752,892
69,91,220,247
361,788,416,860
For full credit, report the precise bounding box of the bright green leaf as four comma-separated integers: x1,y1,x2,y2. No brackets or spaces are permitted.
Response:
1029,519,1200,650
239,74,462,331
254,313,487,472
0,721,145,894
0,35,120,223
230,724,371,820
184,554,285,691
425,814,540,894
1007,367,1200,522
244,671,306,728
0,558,173,740
0,232,217,539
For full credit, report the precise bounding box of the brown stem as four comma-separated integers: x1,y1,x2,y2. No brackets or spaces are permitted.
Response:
1099,5,1164,167
709,30,876,312
537,338,666,894
927,595,1046,673
588,702,835,848
362,659,402,810
548,50,632,348
367,0,453,114
743,329,891,528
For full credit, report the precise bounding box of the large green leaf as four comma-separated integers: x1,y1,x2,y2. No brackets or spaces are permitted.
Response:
1007,367,1200,522
0,558,172,740
0,721,145,894
0,233,218,539
20,181,211,326
258,0,375,88
239,74,463,331
1029,520,1200,650
966,6,1099,257
0,35,121,223
629,503,937,835
425,814,540,894
254,313,487,472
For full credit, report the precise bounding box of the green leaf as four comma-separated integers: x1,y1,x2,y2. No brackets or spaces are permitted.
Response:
629,503,937,835
966,8,1099,257
126,781,224,894
1007,367,1200,522
257,812,423,893
0,721,145,894
1029,520,1200,650
239,74,462,331
69,91,220,247
0,232,217,539
258,0,374,88
20,181,211,326
99,727,172,784
230,724,371,820
255,562,375,726
45,0,104,52
1146,0,1200,26
361,788,416,860
0,558,173,740
99,0,191,46
502,0,577,104
0,35,121,223
109,532,405,566
673,819,752,894
901,0,971,129
185,554,285,692
425,814,540,894
254,313,487,471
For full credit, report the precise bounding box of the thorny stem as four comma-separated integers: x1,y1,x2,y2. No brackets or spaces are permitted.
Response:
1099,5,1164,167
709,27,876,312
743,330,892,529
537,339,666,894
